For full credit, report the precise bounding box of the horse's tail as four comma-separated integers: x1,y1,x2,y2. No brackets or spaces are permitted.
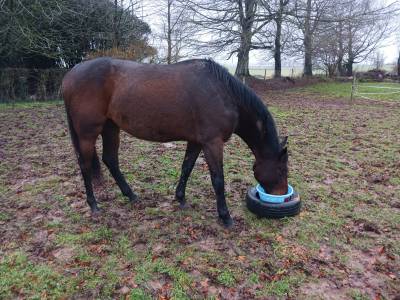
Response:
64,104,101,179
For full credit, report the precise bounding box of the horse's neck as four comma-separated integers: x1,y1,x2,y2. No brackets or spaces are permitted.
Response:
235,110,265,159
235,108,279,160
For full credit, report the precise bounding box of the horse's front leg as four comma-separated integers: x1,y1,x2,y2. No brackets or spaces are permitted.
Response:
175,142,201,208
203,139,233,228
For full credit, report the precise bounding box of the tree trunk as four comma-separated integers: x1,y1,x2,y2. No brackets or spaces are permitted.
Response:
337,56,345,76
397,51,400,77
274,1,283,78
167,0,172,64
346,23,354,76
236,46,251,77
346,58,354,77
337,20,346,76
235,0,256,78
303,0,313,76
113,0,119,48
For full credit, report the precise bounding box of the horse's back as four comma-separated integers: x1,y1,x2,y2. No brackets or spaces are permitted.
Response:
63,58,238,144
108,59,237,142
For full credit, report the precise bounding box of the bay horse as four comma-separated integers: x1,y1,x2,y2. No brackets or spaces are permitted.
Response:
62,58,288,227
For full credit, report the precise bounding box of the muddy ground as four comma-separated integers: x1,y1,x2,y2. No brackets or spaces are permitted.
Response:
0,87,399,299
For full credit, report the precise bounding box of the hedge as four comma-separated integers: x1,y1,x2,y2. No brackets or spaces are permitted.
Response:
0,68,67,103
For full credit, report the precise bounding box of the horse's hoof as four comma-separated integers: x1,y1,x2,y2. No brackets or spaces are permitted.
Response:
91,208,102,218
128,193,139,203
179,202,190,209
220,216,234,229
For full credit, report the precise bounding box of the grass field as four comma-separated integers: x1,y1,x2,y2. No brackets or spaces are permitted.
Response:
298,81,400,102
224,64,397,79
0,82,399,299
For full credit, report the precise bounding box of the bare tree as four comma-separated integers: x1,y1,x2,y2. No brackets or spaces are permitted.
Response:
303,0,397,76
341,0,396,76
313,25,341,76
292,0,333,76
260,0,291,78
185,0,274,77
163,0,194,64
312,2,352,77
143,0,194,64
373,51,385,70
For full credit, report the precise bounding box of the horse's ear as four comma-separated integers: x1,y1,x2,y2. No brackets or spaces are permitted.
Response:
279,146,288,161
280,136,288,148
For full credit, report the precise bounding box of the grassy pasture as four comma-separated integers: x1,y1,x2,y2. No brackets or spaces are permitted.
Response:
0,82,399,299
225,64,397,79
299,81,400,102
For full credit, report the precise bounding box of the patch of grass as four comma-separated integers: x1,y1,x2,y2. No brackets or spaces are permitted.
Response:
134,260,155,284
0,100,61,110
0,251,76,298
154,259,192,288
99,255,120,297
46,220,63,229
73,248,93,265
0,183,9,197
0,212,10,222
389,176,400,186
130,288,152,300
21,176,62,196
260,275,304,297
348,289,370,300
55,226,113,246
115,235,136,262
134,256,192,298
248,273,259,284
53,194,65,202
144,207,165,217
298,81,353,99
269,107,294,119
216,270,236,287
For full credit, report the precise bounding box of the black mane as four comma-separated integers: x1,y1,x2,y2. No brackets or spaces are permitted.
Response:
204,59,281,153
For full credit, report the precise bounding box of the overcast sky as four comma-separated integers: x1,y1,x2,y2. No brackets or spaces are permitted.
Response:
137,0,399,67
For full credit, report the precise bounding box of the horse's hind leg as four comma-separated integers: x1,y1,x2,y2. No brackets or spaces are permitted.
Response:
175,142,201,208
101,120,137,202
78,137,101,213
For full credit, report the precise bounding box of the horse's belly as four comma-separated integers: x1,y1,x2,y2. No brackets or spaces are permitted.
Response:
123,124,187,142
111,107,194,142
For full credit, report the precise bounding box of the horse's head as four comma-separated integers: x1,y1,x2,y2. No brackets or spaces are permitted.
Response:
253,137,288,195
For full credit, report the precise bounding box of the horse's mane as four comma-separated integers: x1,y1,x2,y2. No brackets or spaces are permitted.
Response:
204,59,281,153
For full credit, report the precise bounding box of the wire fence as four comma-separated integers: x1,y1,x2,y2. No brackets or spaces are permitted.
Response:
351,75,400,102
247,67,327,79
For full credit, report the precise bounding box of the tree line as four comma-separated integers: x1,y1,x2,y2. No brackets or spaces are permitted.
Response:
156,0,399,77
1,0,399,77
0,0,153,69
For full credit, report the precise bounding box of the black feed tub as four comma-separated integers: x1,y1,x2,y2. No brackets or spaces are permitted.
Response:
246,187,301,218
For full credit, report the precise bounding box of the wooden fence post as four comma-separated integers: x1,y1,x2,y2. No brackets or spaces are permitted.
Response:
350,73,357,103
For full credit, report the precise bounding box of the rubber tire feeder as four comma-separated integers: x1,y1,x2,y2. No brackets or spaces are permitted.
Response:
246,187,301,218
